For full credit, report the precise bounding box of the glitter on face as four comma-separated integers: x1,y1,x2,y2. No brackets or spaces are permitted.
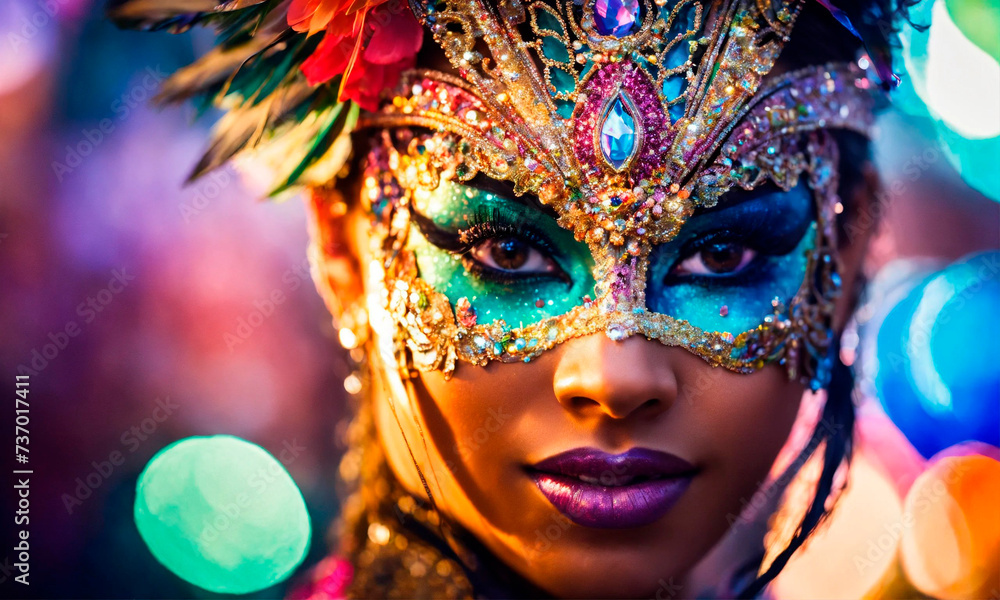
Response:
406,179,597,328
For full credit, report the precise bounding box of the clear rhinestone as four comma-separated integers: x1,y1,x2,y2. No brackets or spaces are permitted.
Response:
606,323,628,341
599,95,637,169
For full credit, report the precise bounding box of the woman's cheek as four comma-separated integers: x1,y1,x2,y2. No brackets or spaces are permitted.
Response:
399,363,538,499
684,364,805,517
404,362,571,572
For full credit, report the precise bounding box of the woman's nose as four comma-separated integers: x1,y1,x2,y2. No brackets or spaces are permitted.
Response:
552,333,678,421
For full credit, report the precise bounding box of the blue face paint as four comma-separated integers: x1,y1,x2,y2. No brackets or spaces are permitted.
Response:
645,183,816,334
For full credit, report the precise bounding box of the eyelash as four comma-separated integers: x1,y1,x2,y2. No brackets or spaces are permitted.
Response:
413,206,569,286
666,231,765,282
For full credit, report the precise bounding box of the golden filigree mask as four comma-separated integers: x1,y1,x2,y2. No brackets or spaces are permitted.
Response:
356,0,877,389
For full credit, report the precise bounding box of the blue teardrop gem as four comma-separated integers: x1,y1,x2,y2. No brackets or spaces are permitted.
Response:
599,96,637,169
594,0,641,37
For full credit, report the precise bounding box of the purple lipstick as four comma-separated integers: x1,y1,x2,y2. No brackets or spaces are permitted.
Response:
529,447,696,529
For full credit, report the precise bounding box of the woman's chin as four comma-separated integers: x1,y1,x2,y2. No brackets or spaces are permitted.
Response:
503,531,708,599
522,552,690,599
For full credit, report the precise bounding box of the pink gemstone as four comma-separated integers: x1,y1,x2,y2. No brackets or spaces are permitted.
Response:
594,0,641,37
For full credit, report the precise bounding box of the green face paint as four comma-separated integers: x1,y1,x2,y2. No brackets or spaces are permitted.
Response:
645,184,817,334
408,179,597,327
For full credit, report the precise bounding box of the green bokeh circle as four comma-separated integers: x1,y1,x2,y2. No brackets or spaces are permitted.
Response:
134,435,311,594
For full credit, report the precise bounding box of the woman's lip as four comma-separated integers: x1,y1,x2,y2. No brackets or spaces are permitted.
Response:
531,447,696,481
528,447,696,529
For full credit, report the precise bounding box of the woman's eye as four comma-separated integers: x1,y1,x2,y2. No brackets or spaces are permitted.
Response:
469,237,559,274
672,242,757,277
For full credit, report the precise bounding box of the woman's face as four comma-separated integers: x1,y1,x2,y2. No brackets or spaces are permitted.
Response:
302,0,878,589
312,153,869,596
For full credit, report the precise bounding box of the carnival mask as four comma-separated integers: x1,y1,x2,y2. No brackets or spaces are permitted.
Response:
354,0,876,389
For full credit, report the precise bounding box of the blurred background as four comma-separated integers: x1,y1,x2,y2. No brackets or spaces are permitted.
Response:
0,1,352,597
0,0,996,598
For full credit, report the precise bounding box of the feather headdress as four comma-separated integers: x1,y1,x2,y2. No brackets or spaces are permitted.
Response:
108,0,897,196
108,0,423,195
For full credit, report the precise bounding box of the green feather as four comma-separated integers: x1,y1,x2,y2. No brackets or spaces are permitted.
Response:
269,102,360,196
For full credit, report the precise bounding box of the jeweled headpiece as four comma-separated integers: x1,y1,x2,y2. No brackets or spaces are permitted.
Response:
110,0,882,390
360,0,877,388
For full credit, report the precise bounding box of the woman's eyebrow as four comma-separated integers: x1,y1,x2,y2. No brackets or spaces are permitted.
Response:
409,208,465,251
679,185,814,236
696,182,799,215
464,174,560,219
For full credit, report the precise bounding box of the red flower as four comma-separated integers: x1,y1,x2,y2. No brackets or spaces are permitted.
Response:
290,0,423,111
